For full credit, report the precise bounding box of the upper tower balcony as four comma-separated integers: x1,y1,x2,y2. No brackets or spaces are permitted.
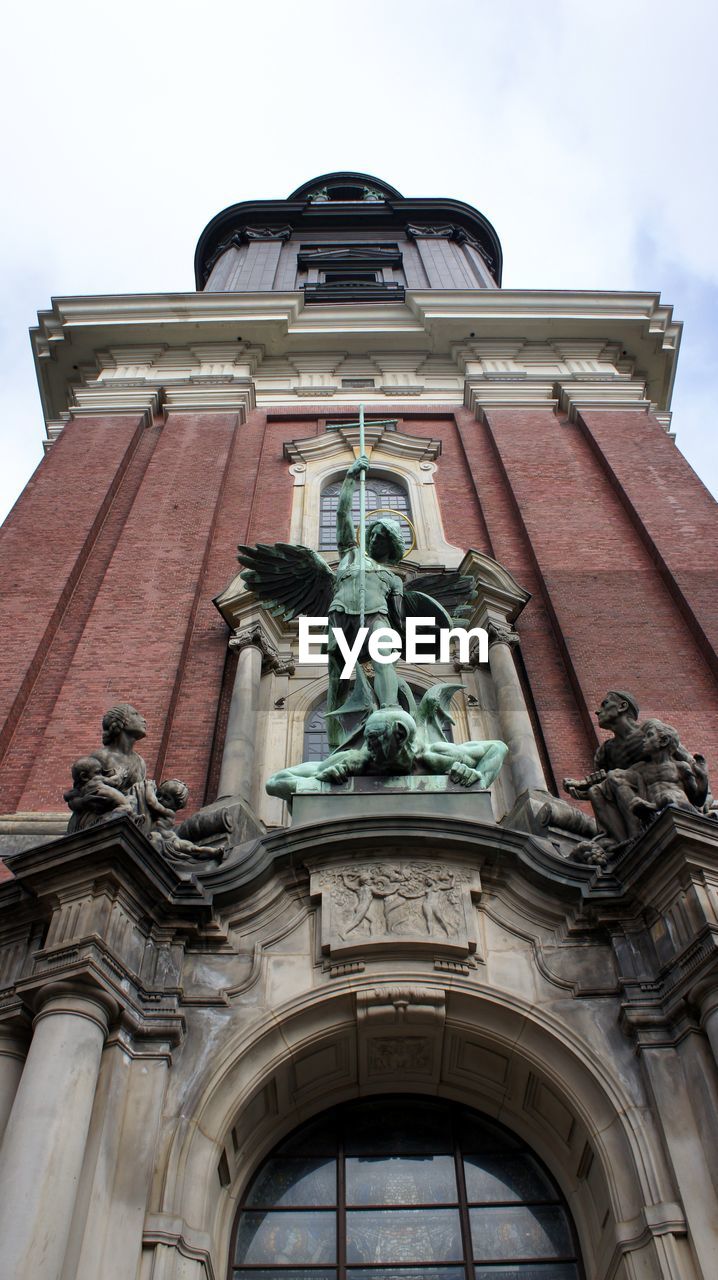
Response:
194,171,503,300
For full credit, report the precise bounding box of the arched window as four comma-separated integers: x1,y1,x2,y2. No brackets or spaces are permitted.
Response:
319,475,412,551
303,692,452,762
230,1095,583,1279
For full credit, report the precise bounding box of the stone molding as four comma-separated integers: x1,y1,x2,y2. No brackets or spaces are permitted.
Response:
0,819,213,1052
229,623,295,676
282,420,464,567
31,290,681,438
142,1215,217,1280
283,420,441,465
458,548,531,631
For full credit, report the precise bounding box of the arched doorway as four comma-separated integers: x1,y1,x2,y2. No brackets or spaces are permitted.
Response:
229,1095,583,1278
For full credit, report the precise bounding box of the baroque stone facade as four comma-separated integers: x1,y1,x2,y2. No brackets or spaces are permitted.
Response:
1,173,718,1280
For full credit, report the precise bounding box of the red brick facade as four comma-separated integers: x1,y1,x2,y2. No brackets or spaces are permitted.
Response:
1,404,717,821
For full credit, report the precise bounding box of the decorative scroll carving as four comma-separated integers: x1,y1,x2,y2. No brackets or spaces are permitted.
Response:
311,860,481,959
357,984,446,1022
202,225,292,281
406,223,456,239
244,225,292,241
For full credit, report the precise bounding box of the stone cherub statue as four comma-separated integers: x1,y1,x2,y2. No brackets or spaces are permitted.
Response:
266,680,508,802
147,779,228,862
238,452,476,747
563,691,709,862
64,703,226,862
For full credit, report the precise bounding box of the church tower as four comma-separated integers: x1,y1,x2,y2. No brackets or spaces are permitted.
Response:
1,173,717,1280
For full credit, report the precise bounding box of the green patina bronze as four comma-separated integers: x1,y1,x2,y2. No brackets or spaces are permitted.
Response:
237,405,508,798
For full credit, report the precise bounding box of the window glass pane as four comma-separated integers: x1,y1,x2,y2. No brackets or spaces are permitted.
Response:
347,1209,462,1263
464,1155,556,1204
347,1270,464,1280
473,1268,578,1279
346,1155,457,1204
470,1206,573,1262
459,1114,521,1156
319,476,411,551
276,1116,337,1156
235,1211,336,1265
245,1157,336,1207
234,1272,335,1280
344,1101,452,1155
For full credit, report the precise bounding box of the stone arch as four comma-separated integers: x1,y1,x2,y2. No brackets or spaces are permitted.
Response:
148,984,692,1280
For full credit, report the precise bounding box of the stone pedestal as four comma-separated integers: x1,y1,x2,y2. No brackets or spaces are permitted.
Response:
292,775,496,826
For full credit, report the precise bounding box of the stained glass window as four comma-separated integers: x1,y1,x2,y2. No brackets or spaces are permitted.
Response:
231,1097,583,1280
319,475,412,551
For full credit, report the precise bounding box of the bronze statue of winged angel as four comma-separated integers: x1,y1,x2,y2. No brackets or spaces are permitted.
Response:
238,454,477,746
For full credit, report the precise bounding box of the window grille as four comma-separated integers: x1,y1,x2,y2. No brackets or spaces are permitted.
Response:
319,476,411,552
230,1095,584,1279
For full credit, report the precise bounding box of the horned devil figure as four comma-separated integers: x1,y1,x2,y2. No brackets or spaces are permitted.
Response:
265,679,508,802
238,449,479,748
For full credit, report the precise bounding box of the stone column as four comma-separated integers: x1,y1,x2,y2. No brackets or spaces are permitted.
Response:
699,989,718,1070
0,1025,27,1147
486,623,546,796
217,623,285,804
0,984,112,1280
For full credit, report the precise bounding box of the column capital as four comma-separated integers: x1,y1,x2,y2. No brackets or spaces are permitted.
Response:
486,621,520,650
32,982,117,1036
230,623,295,675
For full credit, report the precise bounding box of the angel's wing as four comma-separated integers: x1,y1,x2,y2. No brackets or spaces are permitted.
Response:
416,682,464,746
237,542,335,620
405,571,476,624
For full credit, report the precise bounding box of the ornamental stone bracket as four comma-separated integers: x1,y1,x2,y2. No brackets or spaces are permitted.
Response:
356,983,447,1087
309,856,482,962
0,818,217,1052
39,340,263,438
456,337,664,418
585,810,718,1051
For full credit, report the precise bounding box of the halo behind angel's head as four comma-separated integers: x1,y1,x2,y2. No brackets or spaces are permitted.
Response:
366,516,405,563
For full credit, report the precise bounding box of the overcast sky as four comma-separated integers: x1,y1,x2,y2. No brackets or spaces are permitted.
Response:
1,0,715,522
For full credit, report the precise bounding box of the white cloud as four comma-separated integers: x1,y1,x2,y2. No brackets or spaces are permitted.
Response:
1,0,715,518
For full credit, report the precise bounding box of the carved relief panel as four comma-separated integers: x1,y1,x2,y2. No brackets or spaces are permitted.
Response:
309,859,482,960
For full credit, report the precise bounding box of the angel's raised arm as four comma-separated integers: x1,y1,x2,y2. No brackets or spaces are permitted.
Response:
336,455,369,552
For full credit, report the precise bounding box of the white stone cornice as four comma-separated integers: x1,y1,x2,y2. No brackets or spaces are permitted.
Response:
31,287,682,435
